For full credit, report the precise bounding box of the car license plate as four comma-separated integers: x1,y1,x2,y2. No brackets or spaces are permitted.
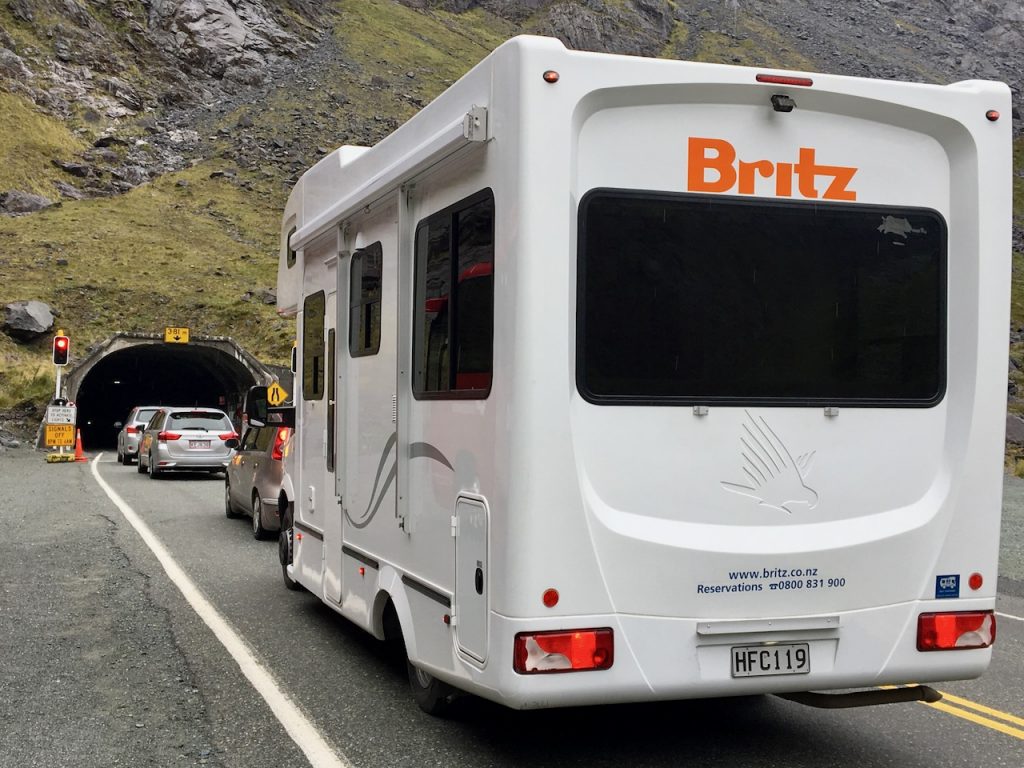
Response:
189,440,211,449
731,643,810,678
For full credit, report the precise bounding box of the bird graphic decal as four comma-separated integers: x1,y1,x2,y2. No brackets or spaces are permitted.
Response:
721,411,818,514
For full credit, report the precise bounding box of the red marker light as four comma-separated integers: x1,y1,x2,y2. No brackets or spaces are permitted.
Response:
542,589,559,608
358,566,365,576
985,110,1000,122
968,572,983,590
543,70,560,83
756,73,814,87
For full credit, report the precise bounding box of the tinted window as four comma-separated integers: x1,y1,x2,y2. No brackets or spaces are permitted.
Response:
169,411,232,429
287,227,297,268
413,190,494,398
303,291,326,401
349,242,382,357
577,191,945,406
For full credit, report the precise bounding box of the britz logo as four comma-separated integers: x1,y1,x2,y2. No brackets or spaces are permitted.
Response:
687,137,858,201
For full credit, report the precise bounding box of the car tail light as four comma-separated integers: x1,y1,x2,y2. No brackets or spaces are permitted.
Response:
157,431,181,442
126,426,138,434
271,427,292,461
917,611,996,651
219,431,239,442
513,628,613,674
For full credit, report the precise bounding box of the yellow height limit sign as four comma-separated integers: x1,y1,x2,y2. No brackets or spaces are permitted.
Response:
164,326,190,343
45,424,75,447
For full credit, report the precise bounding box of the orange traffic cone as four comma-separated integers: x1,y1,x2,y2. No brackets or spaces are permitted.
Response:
73,429,87,462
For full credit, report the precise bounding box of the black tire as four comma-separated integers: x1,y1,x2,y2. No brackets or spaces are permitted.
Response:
251,493,269,540
407,661,457,716
121,451,132,465
136,451,146,474
116,447,124,464
279,507,301,591
147,452,160,479
225,481,240,518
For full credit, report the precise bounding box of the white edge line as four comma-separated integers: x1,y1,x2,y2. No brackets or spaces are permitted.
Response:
90,454,350,768
996,611,1024,622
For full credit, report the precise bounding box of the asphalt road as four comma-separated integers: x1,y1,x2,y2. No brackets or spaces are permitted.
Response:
1,448,1022,768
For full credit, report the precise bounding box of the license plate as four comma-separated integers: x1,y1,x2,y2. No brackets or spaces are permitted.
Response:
189,440,211,449
731,643,810,678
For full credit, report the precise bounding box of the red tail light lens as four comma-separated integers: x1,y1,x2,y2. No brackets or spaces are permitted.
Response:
219,431,239,442
157,431,181,442
917,611,996,651
271,427,292,460
513,628,613,674
126,426,138,434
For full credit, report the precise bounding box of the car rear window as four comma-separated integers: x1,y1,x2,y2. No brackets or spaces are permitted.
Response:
169,411,232,430
577,190,946,406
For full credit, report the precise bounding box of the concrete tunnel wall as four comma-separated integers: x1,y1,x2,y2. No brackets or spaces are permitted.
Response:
59,333,280,449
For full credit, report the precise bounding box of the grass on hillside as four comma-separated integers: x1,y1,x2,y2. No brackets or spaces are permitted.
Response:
0,162,290,407
0,92,87,198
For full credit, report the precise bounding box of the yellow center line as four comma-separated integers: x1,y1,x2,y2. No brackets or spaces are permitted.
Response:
880,685,1024,740
932,690,1024,729
924,699,1024,740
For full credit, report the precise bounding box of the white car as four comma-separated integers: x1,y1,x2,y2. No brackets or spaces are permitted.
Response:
115,405,160,465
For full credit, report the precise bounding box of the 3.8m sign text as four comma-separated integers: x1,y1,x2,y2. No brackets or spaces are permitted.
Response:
687,137,858,201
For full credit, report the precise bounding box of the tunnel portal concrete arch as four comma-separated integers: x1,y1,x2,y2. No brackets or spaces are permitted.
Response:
64,333,285,449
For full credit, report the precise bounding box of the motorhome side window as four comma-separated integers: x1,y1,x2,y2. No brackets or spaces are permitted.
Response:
413,189,494,398
577,191,946,406
302,290,326,401
349,242,382,357
286,226,297,268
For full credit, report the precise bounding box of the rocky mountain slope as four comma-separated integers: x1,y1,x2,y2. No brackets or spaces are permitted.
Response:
0,0,1022,436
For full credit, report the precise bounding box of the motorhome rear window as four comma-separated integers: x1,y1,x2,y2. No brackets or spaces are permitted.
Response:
413,189,495,399
577,191,946,406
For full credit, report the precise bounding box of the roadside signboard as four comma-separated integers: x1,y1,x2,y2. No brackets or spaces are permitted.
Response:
164,326,190,343
268,382,289,406
46,405,77,425
45,424,75,447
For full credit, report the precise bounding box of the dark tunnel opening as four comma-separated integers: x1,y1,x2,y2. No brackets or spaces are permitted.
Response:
74,343,258,449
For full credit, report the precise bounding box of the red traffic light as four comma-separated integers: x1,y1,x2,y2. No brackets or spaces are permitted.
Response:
52,335,70,366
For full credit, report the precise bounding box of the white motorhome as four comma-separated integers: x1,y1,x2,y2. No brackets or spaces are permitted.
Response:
272,35,1011,714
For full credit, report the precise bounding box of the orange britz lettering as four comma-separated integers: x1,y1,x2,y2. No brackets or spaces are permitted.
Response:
687,137,857,201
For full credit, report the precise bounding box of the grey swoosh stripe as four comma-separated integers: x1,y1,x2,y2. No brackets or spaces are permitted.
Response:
408,442,453,470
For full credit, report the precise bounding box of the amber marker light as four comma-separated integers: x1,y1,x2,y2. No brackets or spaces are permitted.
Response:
543,70,560,83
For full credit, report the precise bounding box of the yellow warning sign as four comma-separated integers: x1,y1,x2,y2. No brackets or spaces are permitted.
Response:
164,326,190,343
45,424,76,447
267,382,289,406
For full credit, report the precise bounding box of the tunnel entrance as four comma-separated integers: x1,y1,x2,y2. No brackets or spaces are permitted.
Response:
62,333,282,450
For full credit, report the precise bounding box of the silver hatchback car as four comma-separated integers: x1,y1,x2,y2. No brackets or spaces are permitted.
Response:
115,405,160,465
224,423,292,539
137,407,238,478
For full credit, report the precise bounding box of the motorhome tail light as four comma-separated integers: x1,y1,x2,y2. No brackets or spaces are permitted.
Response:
968,572,984,590
157,431,181,442
756,73,813,87
917,611,995,651
513,628,613,674
271,427,292,460
219,431,240,442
